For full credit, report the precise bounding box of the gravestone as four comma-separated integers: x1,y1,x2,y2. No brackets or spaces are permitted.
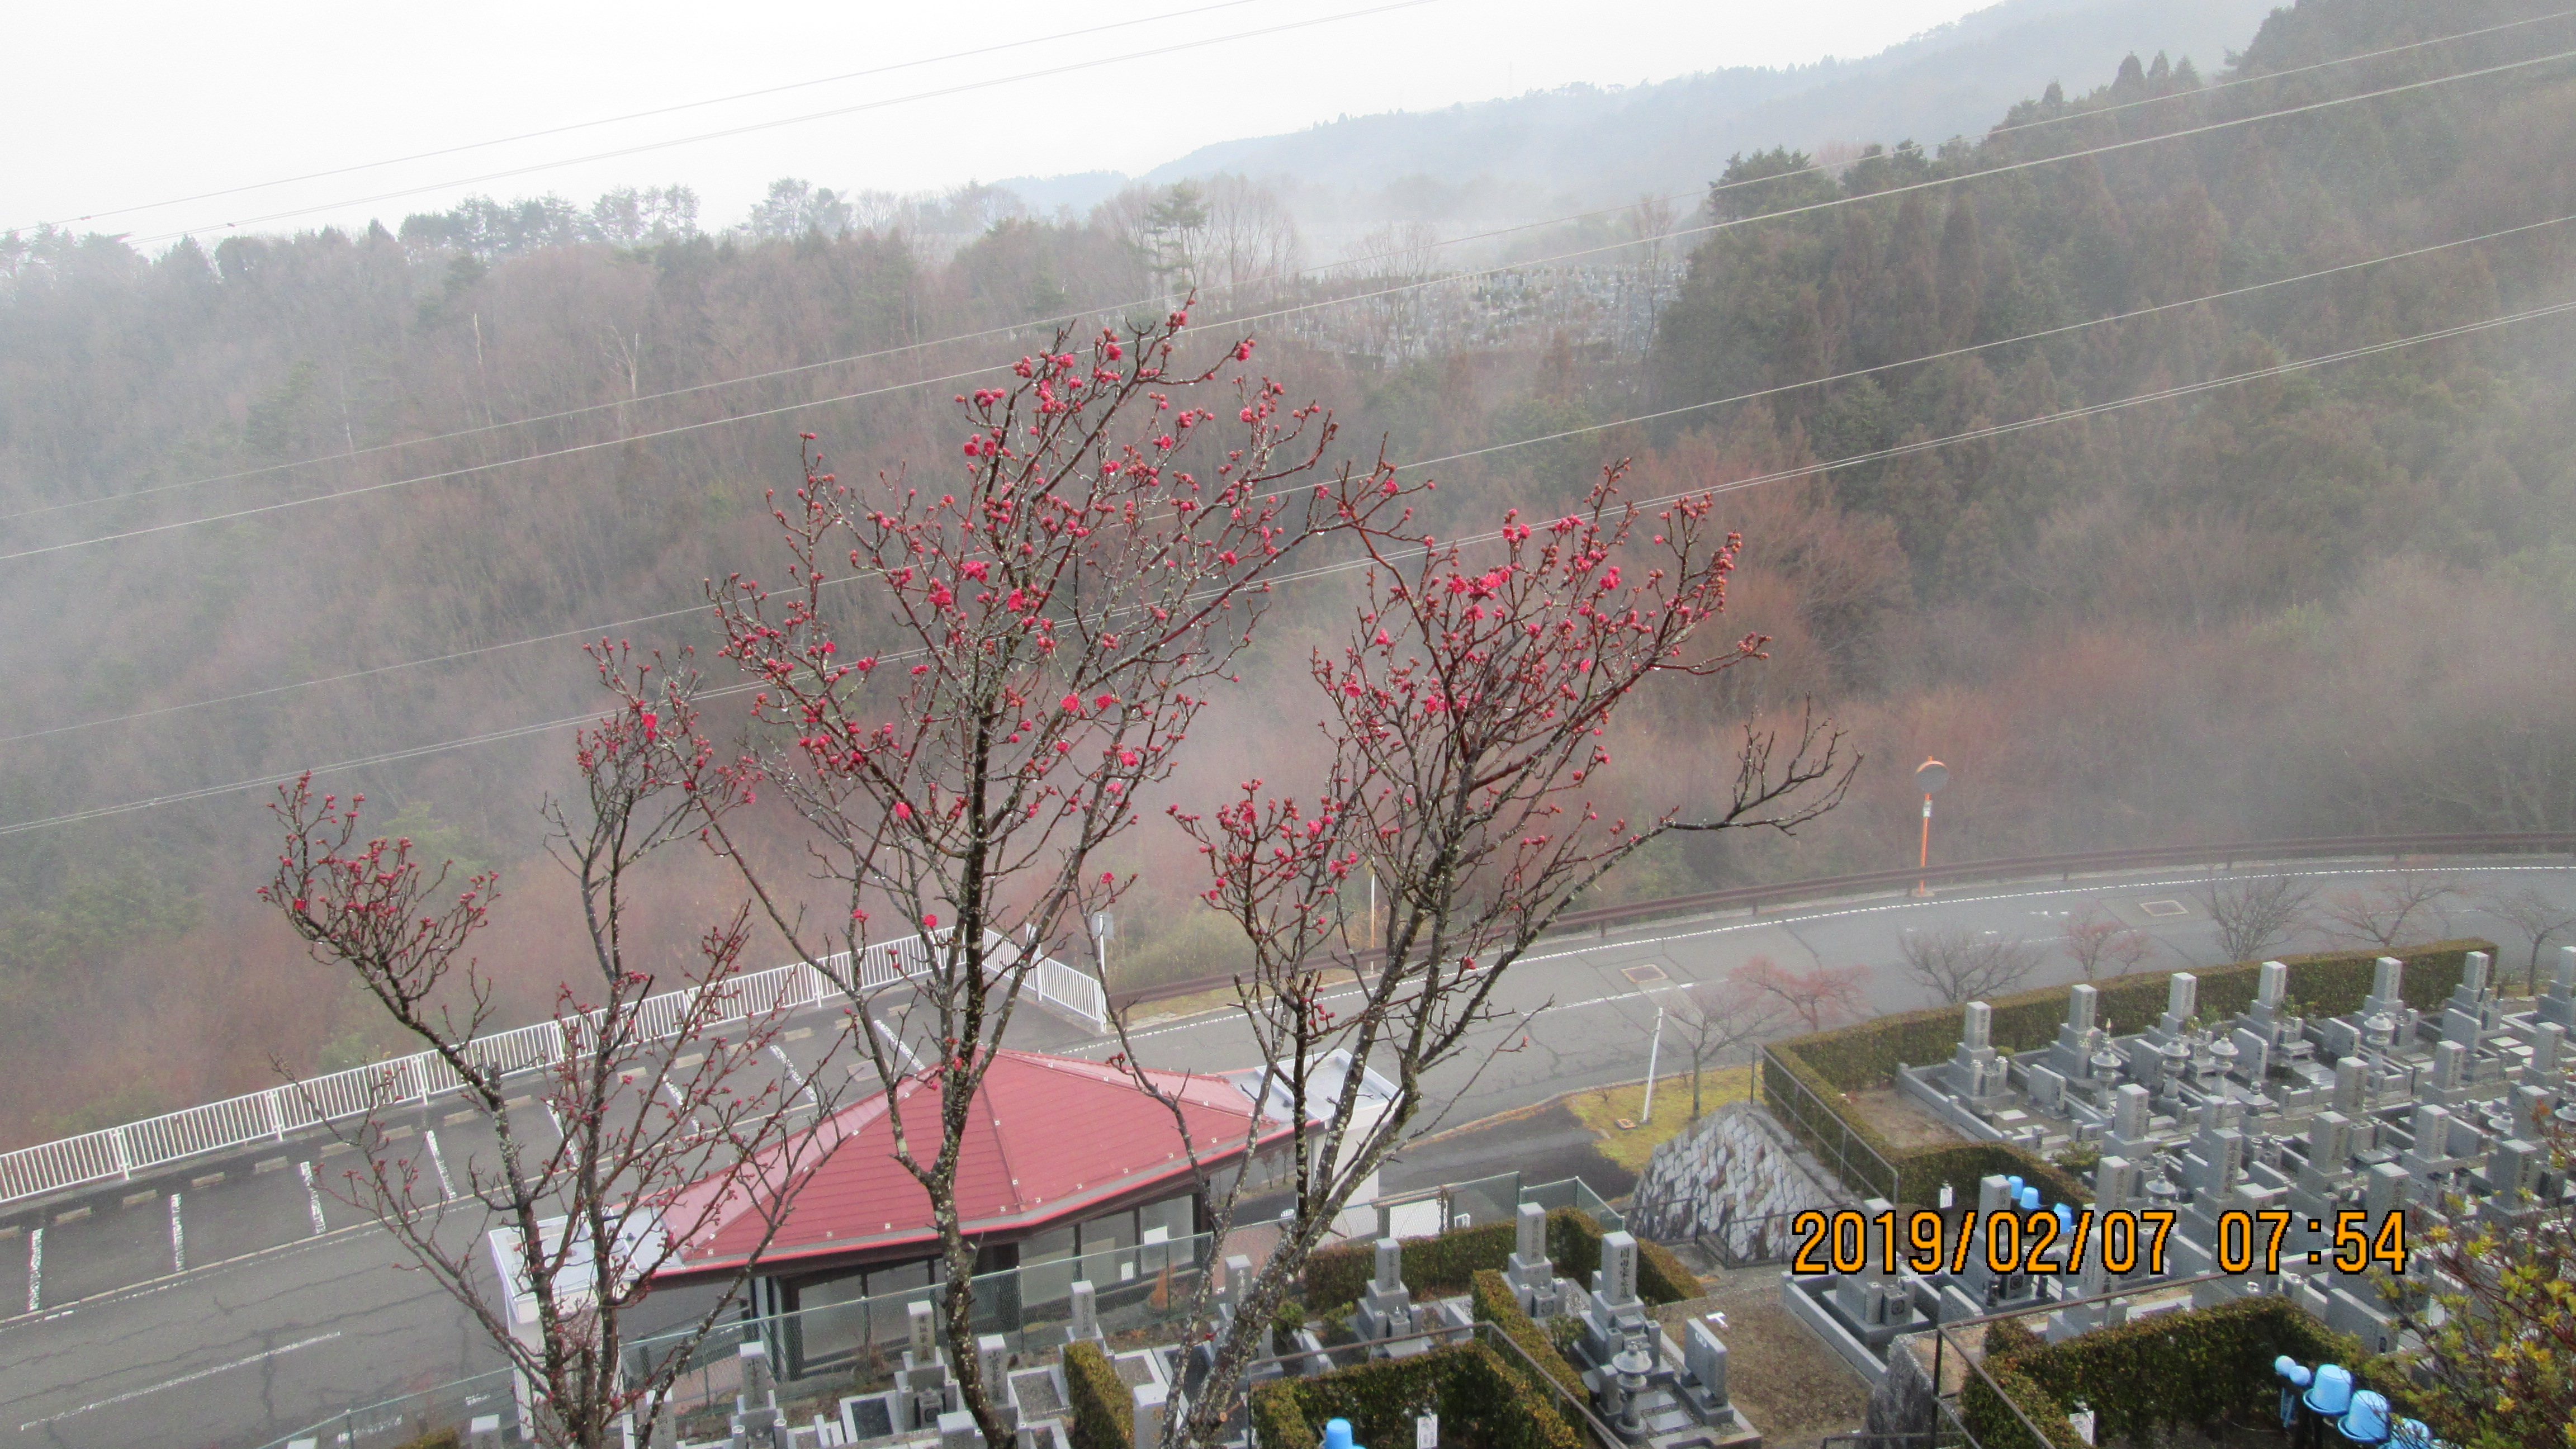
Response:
1679,1317,1734,1424
1067,1280,1101,1344
2541,946,2576,1029
1946,1001,2008,1102
2158,973,2199,1038
1354,1238,1418,1347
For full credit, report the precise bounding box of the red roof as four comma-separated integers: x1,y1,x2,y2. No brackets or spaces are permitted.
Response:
657,1050,1280,1280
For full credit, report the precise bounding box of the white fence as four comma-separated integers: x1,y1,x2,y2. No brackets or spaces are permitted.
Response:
0,930,1109,1208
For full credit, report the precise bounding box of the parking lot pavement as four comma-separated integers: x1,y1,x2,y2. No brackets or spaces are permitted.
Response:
1,858,2568,1447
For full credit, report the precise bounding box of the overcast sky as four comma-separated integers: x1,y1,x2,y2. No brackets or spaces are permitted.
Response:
7,0,1990,247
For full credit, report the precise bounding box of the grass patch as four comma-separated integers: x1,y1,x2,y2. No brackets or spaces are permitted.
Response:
1566,1067,1751,1171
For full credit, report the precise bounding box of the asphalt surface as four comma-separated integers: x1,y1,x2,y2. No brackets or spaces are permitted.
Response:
3,855,2568,1447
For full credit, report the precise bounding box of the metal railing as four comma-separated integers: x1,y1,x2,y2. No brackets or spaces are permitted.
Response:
253,1172,1626,1448
1756,1046,1901,1202
0,929,1106,1209
1365,1171,1625,1239
16,828,2565,1209
1109,829,2576,1012
253,1226,1229,1449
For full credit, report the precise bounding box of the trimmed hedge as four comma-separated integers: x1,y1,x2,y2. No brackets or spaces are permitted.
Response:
1901,1142,2091,1210
1546,1208,1696,1304
1789,940,2490,1093
1962,1295,2398,1449
1635,1235,1700,1303
1064,1339,1131,1449
1304,1208,1693,1312
1764,940,2493,1205
1469,1269,1588,1399
1249,1340,1581,1449
1306,1221,1517,1310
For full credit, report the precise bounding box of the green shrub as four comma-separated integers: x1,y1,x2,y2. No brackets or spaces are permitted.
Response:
1787,941,2489,1096
1547,1209,1602,1290
1981,1312,2043,1362
1305,1221,1517,1310
1636,1235,1700,1301
1064,1339,1131,1449
1305,1208,1693,1311
1547,1208,1691,1304
1469,1269,1587,1399
1764,941,2492,1205
1249,1341,1581,1449
1958,1295,2399,1449
1272,1296,1308,1340
388,1431,460,1449
1898,1142,2091,1209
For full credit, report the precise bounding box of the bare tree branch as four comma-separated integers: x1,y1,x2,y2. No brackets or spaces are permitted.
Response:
1899,927,2043,1006
2062,903,2153,982
257,655,839,1449
2318,873,2460,955
684,309,1428,1447
1145,461,1851,1449
2201,875,2314,964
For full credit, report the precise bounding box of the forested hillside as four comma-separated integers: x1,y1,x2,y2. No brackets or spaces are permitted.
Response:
1144,0,2277,212
1,0,2572,1147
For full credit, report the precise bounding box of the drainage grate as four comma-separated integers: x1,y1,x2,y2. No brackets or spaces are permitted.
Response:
2137,899,2190,918
1622,964,1669,984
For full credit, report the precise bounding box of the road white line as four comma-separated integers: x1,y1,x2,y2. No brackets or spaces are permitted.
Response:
168,1192,184,1273
424,1129,456,1201
768,1044,818,1109
298,1160,327,1236
1078,863,2576,1049
25,1226,39,1313
16,1331,344,1430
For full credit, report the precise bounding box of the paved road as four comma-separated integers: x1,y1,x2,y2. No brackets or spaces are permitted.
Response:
3,856,2568,1447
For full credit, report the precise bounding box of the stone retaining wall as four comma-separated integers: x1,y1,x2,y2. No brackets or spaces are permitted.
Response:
1627,1101,1843,1257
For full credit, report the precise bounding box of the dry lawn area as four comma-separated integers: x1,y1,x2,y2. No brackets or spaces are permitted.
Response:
1565,1068,1754,1171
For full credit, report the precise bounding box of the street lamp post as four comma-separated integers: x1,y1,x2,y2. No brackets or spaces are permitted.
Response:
1914,757,1949,897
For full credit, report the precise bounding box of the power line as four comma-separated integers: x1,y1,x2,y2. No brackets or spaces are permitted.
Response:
15,0,1271,234
115,0,1443,250
11,207,2568,749
7,291,2569,839
21,7,2564,526
14,38,2572,565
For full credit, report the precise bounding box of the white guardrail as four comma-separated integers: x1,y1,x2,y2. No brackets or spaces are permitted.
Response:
0,930,1108,1208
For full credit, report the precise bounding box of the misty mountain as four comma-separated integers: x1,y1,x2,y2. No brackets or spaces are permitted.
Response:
1093,0,2281,213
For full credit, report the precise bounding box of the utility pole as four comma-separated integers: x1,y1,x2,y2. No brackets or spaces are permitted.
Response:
1914,757,1949,897
1641,1005,1666,1123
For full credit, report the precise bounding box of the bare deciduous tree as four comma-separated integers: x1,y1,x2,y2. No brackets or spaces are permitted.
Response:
686,313,1422,1447
257,658,834,1449
1900,927,2043,1005
1673,973,1786,1118
2062,903,2153,981
2203,874,2314,964
1731,954,1872,1033
2484,884,2576,992
2318,873,2459,955
1125,465,1856,1449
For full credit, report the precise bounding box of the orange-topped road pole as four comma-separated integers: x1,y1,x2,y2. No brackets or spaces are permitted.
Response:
1914,757,1949,897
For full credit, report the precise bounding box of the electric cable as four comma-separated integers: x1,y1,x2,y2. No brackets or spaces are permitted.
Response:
12,7,2570,524
12,37,2572,562
112,0,1445,249
9,206,2567,749
6,288,2568,837
12,0,1275,234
